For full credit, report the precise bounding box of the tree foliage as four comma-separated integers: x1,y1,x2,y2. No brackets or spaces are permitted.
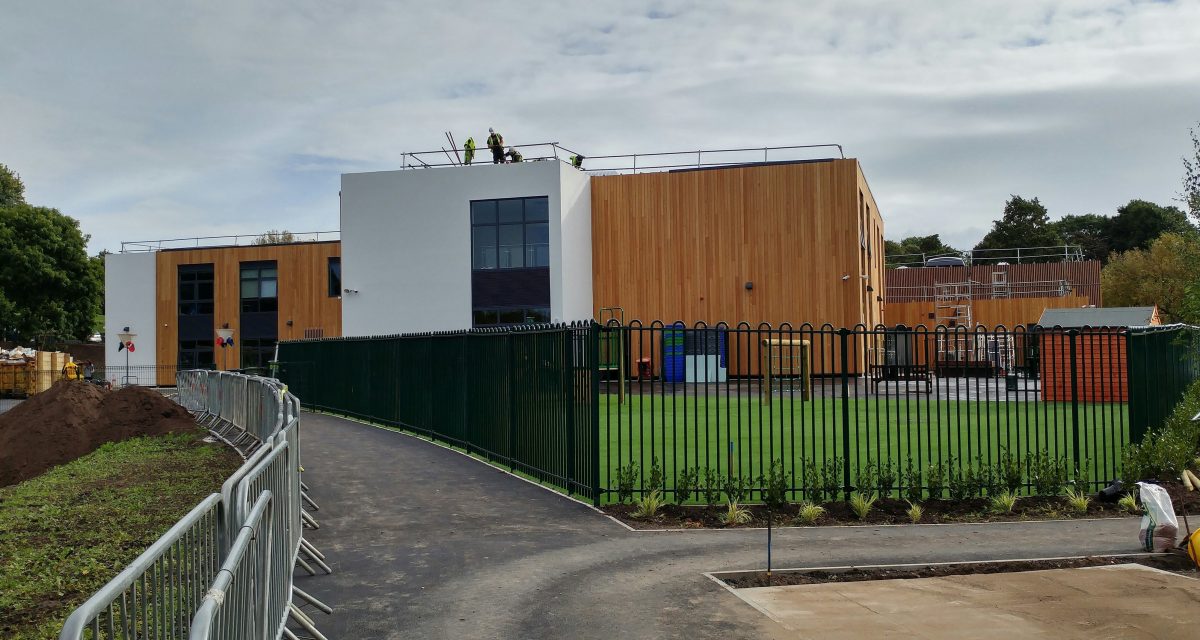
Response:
1101,232,1200,324
254,229,296,245
0,203,101,341
884,234,960,265
1051,214,1110,262
1184,122,1200,222
972,196,1062,261
0,163,25,207
1109,199,1193,255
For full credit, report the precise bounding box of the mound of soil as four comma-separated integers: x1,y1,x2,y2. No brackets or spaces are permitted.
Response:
0,382,199,487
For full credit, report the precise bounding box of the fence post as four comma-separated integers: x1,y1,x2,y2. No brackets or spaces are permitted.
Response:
508,333,518,471
591,323,602,507
839,328,852,500
565,328,576,496
1068,329,1081,475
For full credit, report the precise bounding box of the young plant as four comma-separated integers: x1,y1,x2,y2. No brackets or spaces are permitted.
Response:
997,449,1023,493
795,501,826,525
901,459,924,502
819,457,844,502
947,458,971,501
926,462,946,499
675,467,700,504
1118,492,1141,515
849,491,878,520
856,462,879,497
877,463,898,498
905,500,924,524
722,500,752,526
989,490,1018,514
647,456,664,491
632,489,666,519
1028,450,1069,496
1065,488,1091,514
701,468,722,506
760,460,791,510
722,474,751,504
616,463,640,504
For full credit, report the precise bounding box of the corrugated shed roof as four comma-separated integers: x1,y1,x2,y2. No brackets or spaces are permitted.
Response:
1037,306,1156,327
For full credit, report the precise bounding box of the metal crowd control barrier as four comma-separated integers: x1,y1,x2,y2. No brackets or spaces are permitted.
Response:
59,371,331,640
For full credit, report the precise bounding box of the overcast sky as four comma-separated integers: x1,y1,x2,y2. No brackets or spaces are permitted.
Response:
3,0,1198,254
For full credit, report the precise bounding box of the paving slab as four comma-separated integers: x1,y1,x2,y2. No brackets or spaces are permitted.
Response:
734,564,1200,638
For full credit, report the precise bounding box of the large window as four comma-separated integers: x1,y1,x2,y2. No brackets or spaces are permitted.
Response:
178,264,214,316
240,261,278,312
470,196,549,269
473,306,551,327
179,339,215,369
240,338,275,370
327,257,341,297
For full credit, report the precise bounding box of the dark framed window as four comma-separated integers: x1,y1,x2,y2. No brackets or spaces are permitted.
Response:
178,264,214,316
240,338,276,370
327,257,341,297
470,196,549,270
179,339,215,369
240,261,278,313
473,306,551,327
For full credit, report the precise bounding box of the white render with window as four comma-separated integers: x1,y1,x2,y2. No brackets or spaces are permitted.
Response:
339,160,593,336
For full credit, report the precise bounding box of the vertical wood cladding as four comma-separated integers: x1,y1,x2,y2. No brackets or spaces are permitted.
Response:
590,159,883,328
883,295,1093,330
1040,331,1129,402
885,261,1103,306
155,241,342,384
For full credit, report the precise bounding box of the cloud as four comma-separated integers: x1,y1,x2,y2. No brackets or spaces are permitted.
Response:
1,0,1197,254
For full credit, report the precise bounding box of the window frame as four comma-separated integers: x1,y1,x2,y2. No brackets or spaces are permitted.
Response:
471,306,552,328
178,264,215,316
469,196,550,271
239,260,279,313
327,256,342,298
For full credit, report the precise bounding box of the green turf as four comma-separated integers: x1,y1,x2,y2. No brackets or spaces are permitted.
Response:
0,432,241,640
598,393,1129,497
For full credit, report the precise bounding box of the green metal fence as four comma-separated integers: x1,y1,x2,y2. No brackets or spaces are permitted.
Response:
1128,325,1200,442
277,323,599,502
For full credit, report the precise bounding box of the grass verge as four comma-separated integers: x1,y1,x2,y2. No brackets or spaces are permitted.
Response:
0,430,241,640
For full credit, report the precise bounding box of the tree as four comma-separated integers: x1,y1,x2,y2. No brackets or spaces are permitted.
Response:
254,229,296,245
1107,199,1194,255
1052,214,1110,262
0,203,101,341
972,196,1063,262
1184,122,1200,222
1101,232,1200,324
0,163,24,207
884,234,960,266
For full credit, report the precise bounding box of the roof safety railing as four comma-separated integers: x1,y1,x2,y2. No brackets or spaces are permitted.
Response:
886,244,1085,268
120,230,340,253
399,142,845,173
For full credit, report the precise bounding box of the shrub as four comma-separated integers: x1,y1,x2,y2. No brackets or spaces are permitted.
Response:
1065,488,1091,514
616,463,640,504
989,490,1018,514
926,462,946,499
1121,378,1200,482
647,456,664,491
1118,492,1141,515
901,459,923,502
722,474,751,504
856,462,879,497
818,457,843,502
905,500,923,523
632,490,665,519
722,500,752,526
796,501,826,525
760,460,791,510
675,467,699,504
849,491,878,520
877,463,898,498
1028,450,1069,496
996,449,1023,494
701,468,721,506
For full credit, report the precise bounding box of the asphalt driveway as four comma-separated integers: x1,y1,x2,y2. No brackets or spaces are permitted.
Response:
292,412,1143,640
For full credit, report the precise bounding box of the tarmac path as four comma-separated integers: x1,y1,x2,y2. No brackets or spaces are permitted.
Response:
292,411,1143,640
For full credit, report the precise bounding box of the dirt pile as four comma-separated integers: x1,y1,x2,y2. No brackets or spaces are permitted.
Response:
0,382,199,487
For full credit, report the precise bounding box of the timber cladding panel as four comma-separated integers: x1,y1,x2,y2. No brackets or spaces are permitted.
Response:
155,241,341,384
590,159,883,329
883,295,1093,330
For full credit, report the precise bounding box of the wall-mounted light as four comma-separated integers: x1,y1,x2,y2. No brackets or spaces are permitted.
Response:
343,288,359,295
744,281,753,290
841,275,850,281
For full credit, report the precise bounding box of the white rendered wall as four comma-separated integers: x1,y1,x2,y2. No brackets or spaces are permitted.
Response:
341,160,592,336
104,252,157,384
556,163,593,323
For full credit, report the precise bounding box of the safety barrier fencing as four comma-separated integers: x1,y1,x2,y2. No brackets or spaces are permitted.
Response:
59,370,331,640
277,321,1198,506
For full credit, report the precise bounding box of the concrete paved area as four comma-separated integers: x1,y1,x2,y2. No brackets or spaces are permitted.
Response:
293,411,1148,639
735,564,1200,638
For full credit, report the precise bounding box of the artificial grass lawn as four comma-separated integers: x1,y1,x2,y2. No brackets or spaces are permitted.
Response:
0,431,241,640
599,394,1129,494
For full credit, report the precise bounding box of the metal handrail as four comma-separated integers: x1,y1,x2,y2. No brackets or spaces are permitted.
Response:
887,244,1087,268
120,231,340,253
401,142,580,169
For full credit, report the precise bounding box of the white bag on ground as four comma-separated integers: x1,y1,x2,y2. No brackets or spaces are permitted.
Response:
1137,482,1178,552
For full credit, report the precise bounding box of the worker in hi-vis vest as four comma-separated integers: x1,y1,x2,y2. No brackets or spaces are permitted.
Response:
487,128,504,164
463,137,476,165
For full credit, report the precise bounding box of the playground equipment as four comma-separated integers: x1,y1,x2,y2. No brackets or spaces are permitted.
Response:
760,338,811,403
